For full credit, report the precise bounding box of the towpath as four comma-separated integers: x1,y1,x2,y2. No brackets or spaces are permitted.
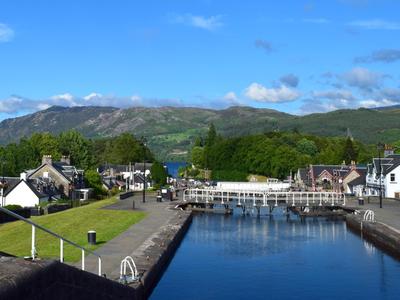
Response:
74,193,180,279
346,197,400,232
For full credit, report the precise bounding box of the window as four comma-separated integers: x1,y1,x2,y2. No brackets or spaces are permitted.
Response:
391,173,395,182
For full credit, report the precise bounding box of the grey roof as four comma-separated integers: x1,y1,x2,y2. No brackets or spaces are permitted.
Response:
311,165,350,178
4,180,49,199
2,177,22,196
371,154,400,176
98,164,130,174
348,175,366,187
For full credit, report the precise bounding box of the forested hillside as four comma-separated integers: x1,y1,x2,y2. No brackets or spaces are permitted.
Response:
1,105,400,160
188,125,376,181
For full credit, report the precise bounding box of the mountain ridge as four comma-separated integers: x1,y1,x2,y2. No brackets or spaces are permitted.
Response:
0,105,399,160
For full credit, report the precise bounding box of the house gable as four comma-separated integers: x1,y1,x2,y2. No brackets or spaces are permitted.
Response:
5,180,45,207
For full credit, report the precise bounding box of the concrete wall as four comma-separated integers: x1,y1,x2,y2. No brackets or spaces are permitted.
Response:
0,256,139,300
346,214,400,258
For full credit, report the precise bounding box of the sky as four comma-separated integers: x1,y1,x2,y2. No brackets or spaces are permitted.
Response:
0,0,400,120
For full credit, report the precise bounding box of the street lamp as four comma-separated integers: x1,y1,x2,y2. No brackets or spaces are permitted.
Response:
141,137,147,203
377,143,384,209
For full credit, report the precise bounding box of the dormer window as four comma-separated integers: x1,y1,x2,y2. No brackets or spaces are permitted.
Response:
391,173,395,182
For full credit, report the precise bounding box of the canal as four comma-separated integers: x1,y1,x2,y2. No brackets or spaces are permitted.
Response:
150,211,400,299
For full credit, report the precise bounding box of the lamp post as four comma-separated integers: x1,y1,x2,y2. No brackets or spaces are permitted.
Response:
377,143,384,209
141,137,147,203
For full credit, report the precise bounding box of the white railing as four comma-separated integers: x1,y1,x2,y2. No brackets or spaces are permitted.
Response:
363,210,375,222
119,256,140,284
0,206,102,276
183,188,346,207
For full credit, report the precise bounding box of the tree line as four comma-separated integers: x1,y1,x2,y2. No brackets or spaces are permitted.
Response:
0,130,154,177
189,124,377,181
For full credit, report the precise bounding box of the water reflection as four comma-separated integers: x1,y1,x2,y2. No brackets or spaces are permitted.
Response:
151,213,400,300
189,213,346,257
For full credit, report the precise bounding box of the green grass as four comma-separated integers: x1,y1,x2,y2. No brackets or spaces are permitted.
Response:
0,197,146,262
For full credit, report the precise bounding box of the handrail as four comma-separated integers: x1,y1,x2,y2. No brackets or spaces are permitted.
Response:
183,188,346,206
363,209,375,222
0,206,102,276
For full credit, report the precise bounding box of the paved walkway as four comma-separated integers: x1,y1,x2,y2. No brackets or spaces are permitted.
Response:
74,194,179,279
346,197,400,231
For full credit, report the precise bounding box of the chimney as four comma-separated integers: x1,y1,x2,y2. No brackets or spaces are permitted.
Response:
61,155,71,165
384,144,394,157
20,172,27,181
350,160,356,171
42,155,52,165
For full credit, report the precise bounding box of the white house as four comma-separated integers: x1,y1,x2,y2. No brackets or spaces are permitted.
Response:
366,154,400,199
4,180,49,208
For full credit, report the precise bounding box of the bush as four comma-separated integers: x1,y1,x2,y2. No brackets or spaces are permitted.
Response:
4,204,23,211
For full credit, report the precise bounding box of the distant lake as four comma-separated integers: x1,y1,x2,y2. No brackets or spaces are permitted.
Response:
151,212,400,299
164,162,188,178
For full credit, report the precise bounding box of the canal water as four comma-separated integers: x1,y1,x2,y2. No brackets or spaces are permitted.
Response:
150,211,400,299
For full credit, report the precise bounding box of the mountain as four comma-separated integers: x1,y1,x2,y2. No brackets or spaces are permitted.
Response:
0,105,400,160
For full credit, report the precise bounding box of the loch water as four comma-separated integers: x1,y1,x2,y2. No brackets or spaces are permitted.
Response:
150,210,400,300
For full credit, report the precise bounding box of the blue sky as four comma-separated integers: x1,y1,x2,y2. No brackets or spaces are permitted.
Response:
0,0,400,119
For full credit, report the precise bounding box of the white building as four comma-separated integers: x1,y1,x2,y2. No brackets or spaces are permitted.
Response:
366,154,400,199
4,180,49,208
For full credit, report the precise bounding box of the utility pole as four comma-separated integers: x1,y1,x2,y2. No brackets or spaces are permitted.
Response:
142,137,147,203
378,143,384,209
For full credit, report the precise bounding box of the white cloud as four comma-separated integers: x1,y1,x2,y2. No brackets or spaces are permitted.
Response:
359,99,396,108
0,93,184,114
83,92,103,101
171,14,223,31
349,19,400,30
223,92,238,101
244,83,300,103
0,23,14,42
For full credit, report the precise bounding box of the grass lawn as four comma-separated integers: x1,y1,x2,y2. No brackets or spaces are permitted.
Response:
0,197,146,262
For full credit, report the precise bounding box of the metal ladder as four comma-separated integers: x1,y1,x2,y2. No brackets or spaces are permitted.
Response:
0,206,102,276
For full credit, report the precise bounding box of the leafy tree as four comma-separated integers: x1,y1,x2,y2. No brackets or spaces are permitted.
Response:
30,132,61,160
84,169,106,196
58,130,94,169
104,133,153,164
151,161,167,186
191,146,204,168
342,137,358,164
296,138,318,156
194,136,203,147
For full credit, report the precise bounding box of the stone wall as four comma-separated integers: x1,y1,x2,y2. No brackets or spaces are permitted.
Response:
346,214,400,258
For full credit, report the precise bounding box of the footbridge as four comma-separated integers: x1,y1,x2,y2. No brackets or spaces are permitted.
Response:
183,188,346,213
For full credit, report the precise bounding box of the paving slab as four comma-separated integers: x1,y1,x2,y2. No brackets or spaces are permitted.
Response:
346,197,400,231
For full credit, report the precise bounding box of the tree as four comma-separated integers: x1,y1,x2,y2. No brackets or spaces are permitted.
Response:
205,123,217,147
151,161,167,186
104,133,153,164
84,169,106,197
296,138,318,156
58,130,94,169
342,137,358,164
194,136,203,147
191,146,204,168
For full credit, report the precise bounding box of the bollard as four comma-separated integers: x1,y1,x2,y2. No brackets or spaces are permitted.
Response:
88,230,96,245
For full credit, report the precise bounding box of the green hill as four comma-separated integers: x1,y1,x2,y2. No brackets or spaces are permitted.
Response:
0,105,399,160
